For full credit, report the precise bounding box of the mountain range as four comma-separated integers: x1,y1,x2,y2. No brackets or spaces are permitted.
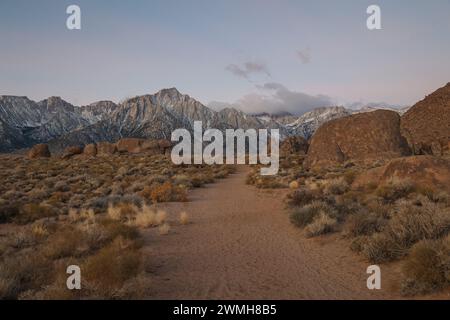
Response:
0,88,408,153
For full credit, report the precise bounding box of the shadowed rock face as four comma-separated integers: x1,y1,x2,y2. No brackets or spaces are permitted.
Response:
280,136,309,157
304,110,411,168
401,83,450,156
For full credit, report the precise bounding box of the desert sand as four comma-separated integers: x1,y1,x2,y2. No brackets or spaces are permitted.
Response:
143,166,397,300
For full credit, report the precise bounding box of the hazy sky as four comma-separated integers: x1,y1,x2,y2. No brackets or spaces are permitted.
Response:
1,0,449,114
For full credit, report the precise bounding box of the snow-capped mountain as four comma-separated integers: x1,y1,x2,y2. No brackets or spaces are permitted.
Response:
0,88,409,152
285,106,352,139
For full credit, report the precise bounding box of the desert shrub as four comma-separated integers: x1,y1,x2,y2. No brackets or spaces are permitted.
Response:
159,223,171,235
360,232,404,263
416,187,450,205
289,181,299,190
98,219,140,243
42,227,85,259
387,202,450,249
254,176,285,189
345,211,385,237
142,182,187,203
132,205,156,228
179,211,189,225
375,178,415,203
16,203,57,224
359,202,450,263
287,188,317,207
401,238,450,296
323,178,349,195
107,203,138,221
83,237,142,297
304,212,337,238
0,251,53,299
290,201,336,228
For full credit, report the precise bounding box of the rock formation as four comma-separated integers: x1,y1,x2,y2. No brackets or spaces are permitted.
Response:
304,110,411,168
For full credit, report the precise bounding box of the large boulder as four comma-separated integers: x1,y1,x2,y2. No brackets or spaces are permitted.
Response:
353,156,450,194
304,110,411,168
280,136,309,157
401,83,450,155
116,138,145,154
27,144,51,159
83,143,97,157
97,142,117,155
61,146,83,159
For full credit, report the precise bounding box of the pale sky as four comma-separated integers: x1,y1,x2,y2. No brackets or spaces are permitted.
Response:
0,0,449,114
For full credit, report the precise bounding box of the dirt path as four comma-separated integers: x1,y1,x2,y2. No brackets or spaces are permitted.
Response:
142,166,397,299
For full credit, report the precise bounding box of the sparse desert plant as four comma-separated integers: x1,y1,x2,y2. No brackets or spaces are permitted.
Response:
144,182,188,203
133,206,156,228
289,181,299,189
344,211,385,237
360,232,404,263
31,223,49,238
400,238,450,296
287,188,316,207
42,227,84,259
304,212,337,238
375,177,415,203
0,251,53,299
387,202,450,249
323,177,349,195
155,210,167,225
179,211,189,225
107,203,137,221
290,201,336,228
159,223,170,235
17,203,57,224
82,237,142,297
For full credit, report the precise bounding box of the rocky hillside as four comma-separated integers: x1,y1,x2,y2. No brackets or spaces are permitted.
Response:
401,82,450,155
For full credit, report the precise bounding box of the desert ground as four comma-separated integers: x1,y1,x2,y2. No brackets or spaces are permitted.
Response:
1,150,449,300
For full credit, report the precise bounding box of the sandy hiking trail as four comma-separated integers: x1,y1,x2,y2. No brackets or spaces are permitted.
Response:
142,166,397,300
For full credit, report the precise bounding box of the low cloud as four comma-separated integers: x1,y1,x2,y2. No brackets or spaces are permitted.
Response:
225,61,271,79
296,48,311,64
211,83,334,115
238,82,333,115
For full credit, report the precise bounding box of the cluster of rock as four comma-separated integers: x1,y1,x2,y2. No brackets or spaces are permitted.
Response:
304,83,450,169
27,138,172,160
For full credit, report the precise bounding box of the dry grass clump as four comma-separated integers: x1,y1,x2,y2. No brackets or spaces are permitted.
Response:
323,177,349,195
132,205,156,228
140,182,188,203
15,203,57,224
375,177,416,203
304,212,337,238
289,201,336,230
400,237,450,296
179,211,189,225
159,223,171,235
287,188,317,207
82,237,142,298
344,211,386,237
